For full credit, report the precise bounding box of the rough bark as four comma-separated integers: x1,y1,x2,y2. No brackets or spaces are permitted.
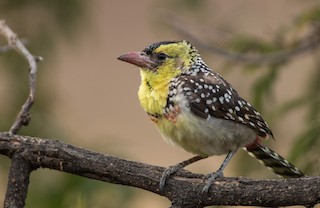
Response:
1,132,319,207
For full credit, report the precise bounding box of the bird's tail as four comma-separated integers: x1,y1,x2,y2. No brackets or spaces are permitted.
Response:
245,143,304,178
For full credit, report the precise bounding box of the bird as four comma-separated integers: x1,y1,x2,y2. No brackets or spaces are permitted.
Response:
117,40,304,194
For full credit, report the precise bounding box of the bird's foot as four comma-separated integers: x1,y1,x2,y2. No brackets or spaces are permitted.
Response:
159,164,183,192
202,171,224,195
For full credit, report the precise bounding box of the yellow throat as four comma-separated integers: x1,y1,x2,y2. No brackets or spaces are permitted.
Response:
138,67,177,116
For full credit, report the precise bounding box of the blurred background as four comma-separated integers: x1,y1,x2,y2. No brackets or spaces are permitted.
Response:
0,1,319,207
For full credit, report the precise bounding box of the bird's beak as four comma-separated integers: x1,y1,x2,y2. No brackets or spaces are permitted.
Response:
117,51,157,69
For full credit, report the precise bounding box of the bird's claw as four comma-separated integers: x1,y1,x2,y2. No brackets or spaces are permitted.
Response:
159,165,182,192
202,171,224,195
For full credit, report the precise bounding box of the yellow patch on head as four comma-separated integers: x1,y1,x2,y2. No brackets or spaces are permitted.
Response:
154,41,194,66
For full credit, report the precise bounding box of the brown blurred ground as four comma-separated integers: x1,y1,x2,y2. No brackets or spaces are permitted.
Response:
1,1,318,207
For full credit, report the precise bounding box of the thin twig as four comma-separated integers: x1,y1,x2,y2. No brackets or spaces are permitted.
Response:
0,20,43,134
165,14,320,64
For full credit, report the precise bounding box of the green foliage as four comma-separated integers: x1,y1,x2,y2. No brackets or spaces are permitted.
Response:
165,0,205,10
251,65,278,112
295,6,320,27
228,36,278,54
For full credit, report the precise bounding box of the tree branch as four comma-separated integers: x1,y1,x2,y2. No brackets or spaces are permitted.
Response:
4,153,33,208
0,132,319,207
0,20,42,134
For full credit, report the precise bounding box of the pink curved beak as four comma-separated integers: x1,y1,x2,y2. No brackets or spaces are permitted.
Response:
117,51,156,69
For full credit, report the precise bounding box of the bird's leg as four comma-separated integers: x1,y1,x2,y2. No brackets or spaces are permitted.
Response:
160,155,208,191
202,150,237,194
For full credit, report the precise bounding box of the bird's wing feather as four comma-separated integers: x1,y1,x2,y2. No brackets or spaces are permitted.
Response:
176,74,273,138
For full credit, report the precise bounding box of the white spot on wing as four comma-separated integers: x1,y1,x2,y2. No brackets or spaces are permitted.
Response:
219,96,224,104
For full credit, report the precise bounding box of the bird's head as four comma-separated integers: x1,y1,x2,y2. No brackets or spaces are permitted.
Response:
118,40,199,79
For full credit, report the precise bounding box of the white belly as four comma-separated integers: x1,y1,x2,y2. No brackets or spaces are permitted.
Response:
157,105,257,156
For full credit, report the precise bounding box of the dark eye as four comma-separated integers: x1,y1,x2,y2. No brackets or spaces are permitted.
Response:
157,53,167,61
